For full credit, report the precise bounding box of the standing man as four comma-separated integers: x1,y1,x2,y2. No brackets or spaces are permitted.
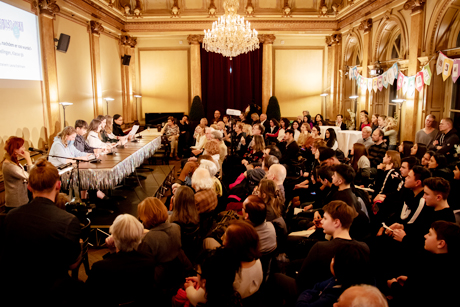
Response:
211,110,221,124
178,115,191,158
415,114,438,147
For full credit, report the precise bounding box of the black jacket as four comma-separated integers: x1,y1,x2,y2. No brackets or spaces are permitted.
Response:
428,128,460,158
113,123,126,136
74,134,96,153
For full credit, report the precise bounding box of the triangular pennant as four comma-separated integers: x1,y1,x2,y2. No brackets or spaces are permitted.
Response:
442,57,453,81
387,67,395,85
357,75,362,88
403,76,409,95
383,72,389,88
416,71,424,92
452,59,460,83
354,69,359,80
378,75,383,91
392,63,399,79
351,67,356,80
368,78,373,93
408,76,416,96
361,77,367,91
423,65,432,86
437,52,446,75
397,72,404,90
373,78,378,93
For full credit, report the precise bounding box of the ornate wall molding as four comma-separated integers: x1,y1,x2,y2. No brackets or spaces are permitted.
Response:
403,0,425,14
358,18,372,33
333,33,342,44
372,12,409,62
63,0,125,31
326,35,335,46
187,34,204,45
426,0,455,54
33,0,60,18
90,20,104,35
258,34,276,44
338,0,393,29
124,20,338,32
120,35,137,47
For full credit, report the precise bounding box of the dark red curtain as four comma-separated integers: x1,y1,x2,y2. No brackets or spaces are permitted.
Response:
201,44,263,121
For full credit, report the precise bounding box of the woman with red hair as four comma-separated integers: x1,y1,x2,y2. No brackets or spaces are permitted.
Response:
1,137,33,212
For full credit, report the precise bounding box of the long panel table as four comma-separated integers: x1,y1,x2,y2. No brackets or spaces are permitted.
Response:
60,131,162,190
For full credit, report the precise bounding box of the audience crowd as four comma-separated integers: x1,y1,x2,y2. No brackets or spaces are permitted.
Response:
1,108,460,307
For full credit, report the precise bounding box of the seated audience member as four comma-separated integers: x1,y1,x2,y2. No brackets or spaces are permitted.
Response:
211,110,221,125
86,119,112,150
239,123,264,155
178,140,221,183
313,114,324,126
398,140,413,158
272,201,370,305
428,152,453,180
377,115,387,131
242,195,277,254
49,126,89,167
170,185,201,261
374,150,402,199
161,116,181,159
258,179,285,222
0,158,81,306
291,121,301,141
183,248,242,307
211,130,227,174
371,113,379,132
334,285,388,307
198,159,222,197
74,120,98,153
350,143,371,186
387,221,460,307
297,123,312,148
279,129,300,167
103,115,124,143
335,114,347,130
224,220,263,299
368,128,388,168
410,142,427,161
1,137,32,212
137,197,181,263
178,115,192,157
324,128,338,150
448,161,460,211
265,118,280,143
421,150,434,168
422,177,455,223
259,113,269,133
383,117,398,150
319,148,341,166
190,124,206,152
310,125,321,139
264,145,282,161
277,118,290,142
86,214,157,306
296,244,373,307
194,118,208,139
242,134,265,166
304,114,313,129
356,126,374,150
266,164,287,203
428,117,460,161
192,168,218,214
359,112,370,131
415,114,438,147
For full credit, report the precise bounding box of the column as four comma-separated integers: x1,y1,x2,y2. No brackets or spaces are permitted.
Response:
259,34,276,113
120,35,137,122
402,0,425,141
187,35,203,100
331,34,342,120
359,18,373,115
36,0,61,142
89,21,105,117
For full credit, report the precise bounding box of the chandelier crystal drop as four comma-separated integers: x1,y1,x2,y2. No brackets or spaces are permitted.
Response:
203,0,259,59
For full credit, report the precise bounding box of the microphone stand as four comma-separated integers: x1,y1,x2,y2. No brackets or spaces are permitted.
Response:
48,154,88,201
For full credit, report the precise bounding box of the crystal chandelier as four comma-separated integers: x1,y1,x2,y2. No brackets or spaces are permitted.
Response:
203,0,259,59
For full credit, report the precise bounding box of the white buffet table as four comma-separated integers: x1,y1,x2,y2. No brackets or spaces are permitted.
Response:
336,130,362,155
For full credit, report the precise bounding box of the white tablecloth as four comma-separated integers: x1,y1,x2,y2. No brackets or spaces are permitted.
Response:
319,126,341,139
336,130,362,155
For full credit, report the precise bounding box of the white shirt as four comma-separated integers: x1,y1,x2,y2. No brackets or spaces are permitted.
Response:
86,131,107,149
233,259,263,299
293,130,300,142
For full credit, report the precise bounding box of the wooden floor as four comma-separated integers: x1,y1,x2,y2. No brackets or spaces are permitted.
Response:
74,158,181,282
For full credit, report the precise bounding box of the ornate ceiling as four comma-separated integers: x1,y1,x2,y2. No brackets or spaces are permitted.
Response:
52,0,399,34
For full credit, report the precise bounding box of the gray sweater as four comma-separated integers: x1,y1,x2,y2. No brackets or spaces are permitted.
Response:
2,161,29,208
138,222,181,263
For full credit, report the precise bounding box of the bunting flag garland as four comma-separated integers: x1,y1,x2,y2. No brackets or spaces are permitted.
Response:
354,68,359,80
368,78,373,93
408,76,416,96
416,71,424,92
383,72,389,88
452,59,460,83
373,78,378,93
443,57,454,81
357,75,362,88
423,65,432,86
397,72,404,90
437,52,446,75
361,77,367,91
402,76,409,95
392,63,399,79
378,75,383,91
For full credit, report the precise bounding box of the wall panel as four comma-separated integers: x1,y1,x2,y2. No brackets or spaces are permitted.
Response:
100,34,123,117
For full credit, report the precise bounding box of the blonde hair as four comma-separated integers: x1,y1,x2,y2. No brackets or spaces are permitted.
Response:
137,197,168,229
243,124,253,136
57,126,77,147
104,115,113,134
259,179,283,218
386,117,397,131
385,150,401,169
110,214,144,252
251,113,259,122
204,139,220,156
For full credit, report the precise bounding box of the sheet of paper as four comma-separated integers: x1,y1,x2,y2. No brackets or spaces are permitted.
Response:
288,229,316,237
128,125,140,136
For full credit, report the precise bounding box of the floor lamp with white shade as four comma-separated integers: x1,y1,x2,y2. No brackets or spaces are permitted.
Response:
59,102,73,128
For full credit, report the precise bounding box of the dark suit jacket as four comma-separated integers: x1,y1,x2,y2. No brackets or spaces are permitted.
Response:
113,123,126,136
428,128,460,159
86,251,157,306
1,197,81,300
340,123,347,130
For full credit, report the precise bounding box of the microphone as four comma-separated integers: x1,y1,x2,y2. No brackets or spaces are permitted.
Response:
29,147,47,154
